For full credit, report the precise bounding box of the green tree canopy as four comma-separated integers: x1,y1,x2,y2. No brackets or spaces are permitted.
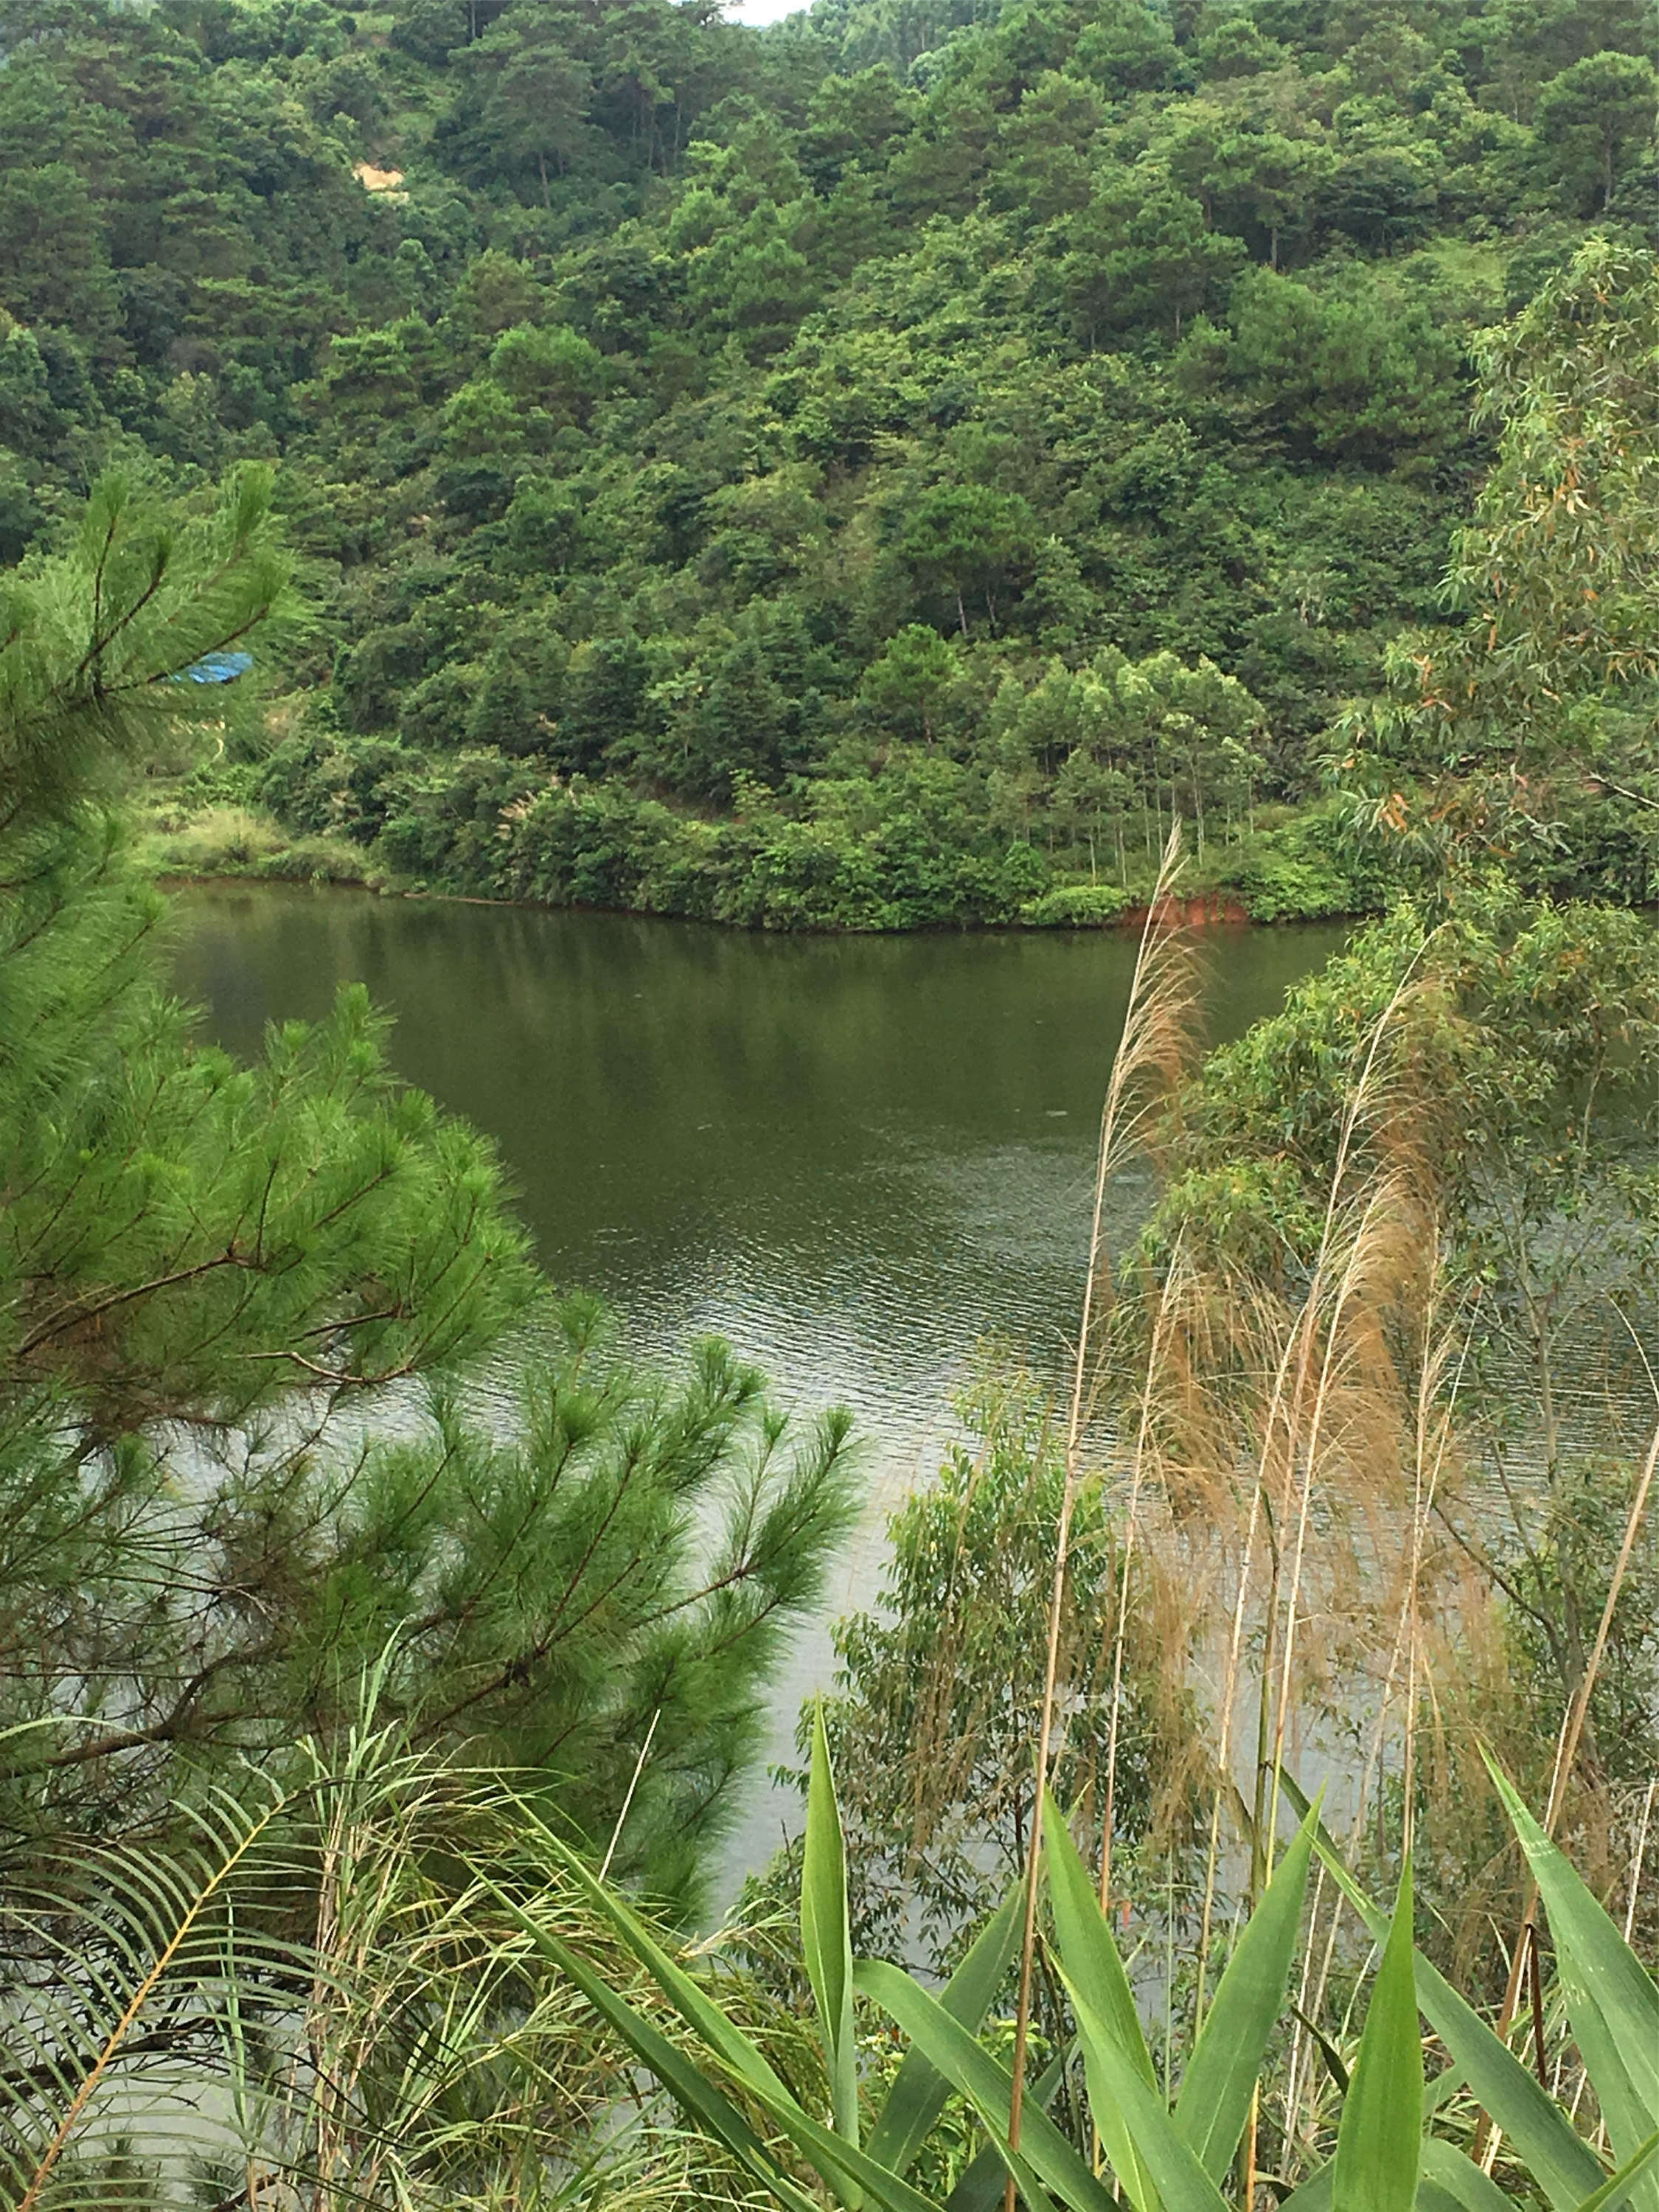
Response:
1533,49,1658,210
1340,236,1659,896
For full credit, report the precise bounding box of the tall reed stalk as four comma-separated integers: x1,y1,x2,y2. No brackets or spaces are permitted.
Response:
1003,831,1203,2205
1060,928,1483,2199
1182,951,1440,2043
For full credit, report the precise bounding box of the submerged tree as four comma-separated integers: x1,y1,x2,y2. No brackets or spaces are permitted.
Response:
0,470,859,1913
798,1362,1199,1973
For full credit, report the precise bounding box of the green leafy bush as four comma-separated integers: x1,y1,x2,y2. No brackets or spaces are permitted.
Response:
1021,882,1137,927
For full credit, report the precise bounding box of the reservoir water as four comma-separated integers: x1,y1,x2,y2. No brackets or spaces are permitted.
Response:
168,882,1346,1888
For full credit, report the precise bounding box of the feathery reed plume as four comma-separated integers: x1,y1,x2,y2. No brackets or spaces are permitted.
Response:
1099,1228,1192,1916
1183,939,1445,2081
1281,1241,1474,2160
982,869,1655,2202
1256,936,1444,1877
1004,827,1205,2204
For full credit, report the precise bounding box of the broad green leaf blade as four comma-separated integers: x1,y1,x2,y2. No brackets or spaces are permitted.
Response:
1418,2140,1516,2212
1292,1998,1351,2096
762,2081,957,2212
1041,1793,1160,2211
1408,1956,1599,2212
763,2083,956,2212
804,1704,860,2153
1331,1861,1422,2212
956,2120,1054,2212
1419,2183,1473,2212
506,1802,799,2111
511,1902,946,2212
856,1956,1119,2212
1427,2062,1465,2117
492,1825,953,2212
1572,2131,1659,2212
1057,1969,1231,2212
1175,1797,1320,2181
1280,2166,1334,2212
1486,1759,1659,2184
867,1885,1023,2178
1283,1779,1602,2212
945,2048,1068,2212
1043,1792,1158,2088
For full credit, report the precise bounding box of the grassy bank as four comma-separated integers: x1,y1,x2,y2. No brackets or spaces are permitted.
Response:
131,764,381,891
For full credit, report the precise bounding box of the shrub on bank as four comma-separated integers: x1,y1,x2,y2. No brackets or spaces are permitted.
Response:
1020,881,1138,927
135,801,376,888
1217,803,1393,923
262,733,1069,929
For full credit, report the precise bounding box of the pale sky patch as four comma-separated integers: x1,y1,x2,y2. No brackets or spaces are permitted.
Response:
723,0,812,24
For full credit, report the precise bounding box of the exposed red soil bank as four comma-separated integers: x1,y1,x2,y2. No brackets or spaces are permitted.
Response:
1120,893,1252,929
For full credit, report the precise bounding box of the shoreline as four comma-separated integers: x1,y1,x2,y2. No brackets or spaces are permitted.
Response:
153,867,1328,937
135,773,1383,936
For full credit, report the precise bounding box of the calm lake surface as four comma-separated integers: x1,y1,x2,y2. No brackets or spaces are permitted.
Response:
168,882,1346,1890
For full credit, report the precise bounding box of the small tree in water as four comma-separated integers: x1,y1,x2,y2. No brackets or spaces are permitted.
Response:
768,1360,1202,1980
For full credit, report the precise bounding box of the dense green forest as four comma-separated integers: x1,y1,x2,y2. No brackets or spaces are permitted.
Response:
3,0,1657,925
2,0,1659,2198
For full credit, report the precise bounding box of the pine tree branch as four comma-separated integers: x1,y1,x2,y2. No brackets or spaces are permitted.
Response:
14,1248,256,1361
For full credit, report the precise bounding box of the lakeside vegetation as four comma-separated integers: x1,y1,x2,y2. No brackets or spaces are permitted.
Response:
3,0,1658,922
1,440,1655,2197
0,0,1657,2201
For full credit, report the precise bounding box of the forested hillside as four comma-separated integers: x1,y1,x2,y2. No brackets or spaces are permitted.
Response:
5,5,1659,2191
3,0,1656,925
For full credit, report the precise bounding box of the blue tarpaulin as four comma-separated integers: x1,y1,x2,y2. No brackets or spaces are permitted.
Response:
178,650,254,684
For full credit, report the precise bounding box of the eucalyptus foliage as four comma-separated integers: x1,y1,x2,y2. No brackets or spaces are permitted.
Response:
768,1366,1194,1974
1341,240,1659,899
